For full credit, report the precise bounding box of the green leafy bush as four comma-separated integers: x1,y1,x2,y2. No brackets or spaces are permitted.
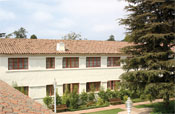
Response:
43,96,53,109
118,89,131,100
69,90,79,109
88,92,95,102
56,93,62,105
62,87,70,107
123,95,128,102
80,90,88,105
98,88,108,102
96,97,104,106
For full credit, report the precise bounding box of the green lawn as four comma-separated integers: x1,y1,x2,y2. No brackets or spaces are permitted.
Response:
135,100,175,114
83,108,124,114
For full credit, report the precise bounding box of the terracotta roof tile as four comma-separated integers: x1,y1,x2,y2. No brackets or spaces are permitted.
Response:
0,39,131,54
0,80,55,114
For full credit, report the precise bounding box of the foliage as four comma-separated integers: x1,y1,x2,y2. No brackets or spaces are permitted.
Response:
56,93,62,105
135,100,175,114
98,87,109,102
106,89,115,99
118,89,131,100
122,33,131,42
62,87,70,107
43,96,53,109
13,27,28,38
123,95,128,102
96,97,104,106
62,32,86,40
88,92,95,102
30,34,37,39
69,88,79,109
5,33,13,38
120,0,175,106
80,90,88,105
107,35,115,41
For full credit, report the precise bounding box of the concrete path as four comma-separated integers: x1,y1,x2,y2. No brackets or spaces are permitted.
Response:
57,99,163,114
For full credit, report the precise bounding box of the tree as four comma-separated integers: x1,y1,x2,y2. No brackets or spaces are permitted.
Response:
13,27,27,38
30,34,37,39
122,34,131,42
107,35,115,41
62,32,86,40
120,0,175,106
5,33,13,38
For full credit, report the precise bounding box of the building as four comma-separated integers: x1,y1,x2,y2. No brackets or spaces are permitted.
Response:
0,38,131,103
0,80,55,114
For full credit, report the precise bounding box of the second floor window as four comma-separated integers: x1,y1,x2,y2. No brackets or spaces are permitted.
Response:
107,57,120,67
86,57,101,67
8,58,28,70
46,57,55,69
46,85,54,96
63,57,79,68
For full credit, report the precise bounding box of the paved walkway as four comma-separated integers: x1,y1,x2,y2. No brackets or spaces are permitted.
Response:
57,99,163,114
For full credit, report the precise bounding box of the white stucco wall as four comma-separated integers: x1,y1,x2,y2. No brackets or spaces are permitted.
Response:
0,54,127,103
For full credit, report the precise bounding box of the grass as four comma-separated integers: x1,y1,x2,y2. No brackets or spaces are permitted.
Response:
132,98,147,103
68,103,110,111
135,100,175,114
83,108,124,114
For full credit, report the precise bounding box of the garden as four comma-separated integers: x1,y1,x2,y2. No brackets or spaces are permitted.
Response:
43,83,147,113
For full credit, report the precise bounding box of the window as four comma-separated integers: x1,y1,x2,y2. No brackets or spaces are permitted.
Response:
86,82,101,92
46,85,54,96
86,57,101,67
46,57,55,69
107,57,120,67
63,57,79,68
63,83,79,94
8,58,28,70
15,86,29,96
107,80,120,90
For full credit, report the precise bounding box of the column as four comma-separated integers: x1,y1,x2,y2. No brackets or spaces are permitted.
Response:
55,57,63,69
57,84,63,96
79,83,86,93
79,56,86,68
101,56,107,68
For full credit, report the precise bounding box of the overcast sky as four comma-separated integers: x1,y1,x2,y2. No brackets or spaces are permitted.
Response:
0,0,128,41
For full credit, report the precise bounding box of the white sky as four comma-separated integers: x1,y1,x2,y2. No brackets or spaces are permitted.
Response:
0,0,128,41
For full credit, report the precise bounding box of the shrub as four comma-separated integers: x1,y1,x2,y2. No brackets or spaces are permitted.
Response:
114,81,121,91
62,87,70,107
69,89,79,109
80,90,88,105
56,93,62,105
113,90,120,98
98,88,108,102
96,97,104,106
43,96,53,109
88,92,95,102
118,89,131,100
123,95,128,102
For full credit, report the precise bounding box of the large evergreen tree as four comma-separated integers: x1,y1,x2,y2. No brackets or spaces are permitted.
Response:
120,0,175,106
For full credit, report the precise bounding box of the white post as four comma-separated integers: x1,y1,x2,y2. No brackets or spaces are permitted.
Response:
54,78,57,113
125,97,133,114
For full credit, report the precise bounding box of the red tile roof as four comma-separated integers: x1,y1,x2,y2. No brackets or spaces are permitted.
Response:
0,38,131,54
0,80,55,114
